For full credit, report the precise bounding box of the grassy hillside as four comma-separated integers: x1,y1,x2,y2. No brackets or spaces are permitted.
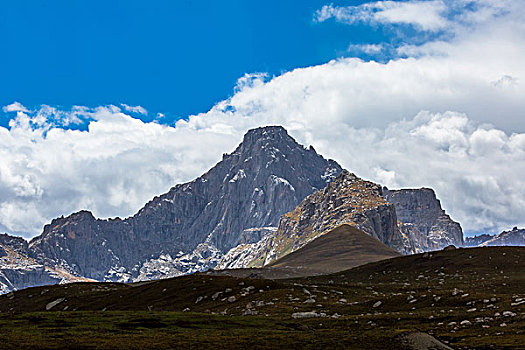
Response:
0,246,523,349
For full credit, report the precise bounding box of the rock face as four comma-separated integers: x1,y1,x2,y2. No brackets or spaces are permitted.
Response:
479,227,525,247
225,170,404,267
383,188,463,252
27,126,342,282
0,233,89,294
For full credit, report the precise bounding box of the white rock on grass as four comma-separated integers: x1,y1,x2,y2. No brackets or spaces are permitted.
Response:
292,312,317,318
502,311,516,317
46,298,65,311
373,301,382,308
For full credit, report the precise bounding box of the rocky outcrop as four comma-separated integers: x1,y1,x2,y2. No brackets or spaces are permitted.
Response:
27,126,342,282
227,170,403,267
480,227,525,247
0,233,90,294
0,234,29,256
383,188,463,252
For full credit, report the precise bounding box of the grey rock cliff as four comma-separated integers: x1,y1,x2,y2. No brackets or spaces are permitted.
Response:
383,188,464,252
28,126,342,281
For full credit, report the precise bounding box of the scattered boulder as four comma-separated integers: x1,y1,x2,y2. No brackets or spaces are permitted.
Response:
293,312,316,318
373,301,382,308
45,298,65,311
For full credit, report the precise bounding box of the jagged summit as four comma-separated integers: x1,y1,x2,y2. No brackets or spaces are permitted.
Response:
241,125,289,142
231,126,293,155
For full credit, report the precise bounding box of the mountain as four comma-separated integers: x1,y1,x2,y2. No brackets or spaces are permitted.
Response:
383,188,463,252
464,228,525,248
2,125,469,294
266,224,400,276
26,126,342,282
219,170,405,268
480,227,525,246
0,233,90,293
464,233,495,247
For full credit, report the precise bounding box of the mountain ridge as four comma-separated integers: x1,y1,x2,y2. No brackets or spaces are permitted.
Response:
0,125,478,294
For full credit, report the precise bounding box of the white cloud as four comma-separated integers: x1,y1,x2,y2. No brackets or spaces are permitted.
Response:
315,0,448,32
347,43,384,55
0,105,238,237
2,102,30,113
121,104,147,115
1,0,525,238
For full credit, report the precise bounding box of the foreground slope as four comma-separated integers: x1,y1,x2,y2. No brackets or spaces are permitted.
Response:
0,246,523,349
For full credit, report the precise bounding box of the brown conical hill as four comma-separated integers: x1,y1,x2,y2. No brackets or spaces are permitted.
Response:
267,224,400,277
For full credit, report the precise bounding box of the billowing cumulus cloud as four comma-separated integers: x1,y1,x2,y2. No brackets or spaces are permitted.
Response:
1,0,525,238
0,107,238,237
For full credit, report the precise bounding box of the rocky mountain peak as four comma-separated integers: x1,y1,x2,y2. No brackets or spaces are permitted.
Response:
25,126,342,282
240,125,289,145
230,126,322,166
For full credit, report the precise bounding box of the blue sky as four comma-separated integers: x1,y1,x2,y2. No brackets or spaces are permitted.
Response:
0,0,385,125
1,0,524,238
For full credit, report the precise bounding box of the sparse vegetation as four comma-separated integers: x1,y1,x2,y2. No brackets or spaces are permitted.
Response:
0,246,523,349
